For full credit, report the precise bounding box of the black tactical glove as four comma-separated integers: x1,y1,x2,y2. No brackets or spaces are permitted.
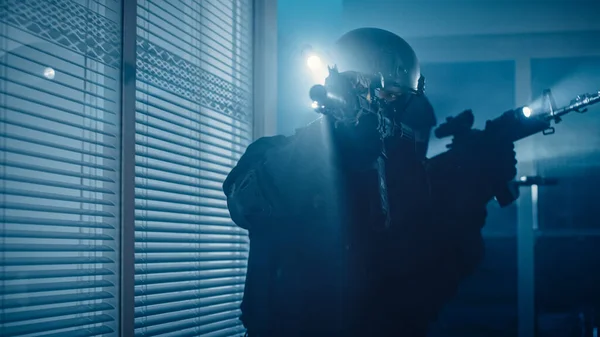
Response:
428,121,518,209
453,125,518,206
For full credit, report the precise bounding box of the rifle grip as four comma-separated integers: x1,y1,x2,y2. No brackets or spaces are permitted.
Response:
494,181,520,207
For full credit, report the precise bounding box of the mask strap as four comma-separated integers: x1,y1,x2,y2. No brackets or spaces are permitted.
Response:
417,75,426,95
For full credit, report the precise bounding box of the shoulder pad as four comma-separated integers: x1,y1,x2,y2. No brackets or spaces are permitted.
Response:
223,135,289,197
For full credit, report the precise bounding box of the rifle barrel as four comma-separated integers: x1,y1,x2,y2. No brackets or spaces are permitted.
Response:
542,91,600,121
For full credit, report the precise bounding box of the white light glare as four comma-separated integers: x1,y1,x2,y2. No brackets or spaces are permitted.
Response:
43,67,55,80
522,106,532,118
306,55,322,71
311,101,319,109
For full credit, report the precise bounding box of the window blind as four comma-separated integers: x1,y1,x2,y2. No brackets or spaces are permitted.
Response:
134,0,253,336
0,0,122,336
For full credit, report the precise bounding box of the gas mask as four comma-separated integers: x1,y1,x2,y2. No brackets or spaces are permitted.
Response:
309,28,437,160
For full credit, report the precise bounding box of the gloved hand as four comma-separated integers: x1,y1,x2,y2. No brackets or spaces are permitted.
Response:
427,122,518,209
454,124,518,205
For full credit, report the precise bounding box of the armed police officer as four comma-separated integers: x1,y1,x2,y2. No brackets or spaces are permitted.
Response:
223,28,518,337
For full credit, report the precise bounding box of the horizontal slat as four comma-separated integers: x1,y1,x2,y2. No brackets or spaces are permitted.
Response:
1,314,114,337
0,145,117,171
1,101,117,138
0,43,117,90
134,277,245,296
0,116,117,149
1,159,116,182
1,75,117,115
0,60,117,103
134,223,243,237
1,268,114,280
135,179,225,200
134,268,247,285
2,244,115,252
157,322,244,337
135,193,228,210
136,102,245,142
135,78,250,132
1,174,115,194
141,0,252,62
200,325,246,337
135,284,244,307
0,280,115,295
0,133,116,159
135,260,247,275
134,233,247,245
0,202,115,217
0,90,118,127
135,92,251,144
136,114,245,157
135,213,234,225
2,302,115,323
1,256,115,266
135,141,233,174
133,302,240,332
136,126,241,162
135,145,231,176
135,95,250,142
204,0,252,34
145,0,252,52
136,254,248,265
135,84,251,137
3,188,115,205
194,317,246,337
1,229,114,241
134,203,230,218
38,324,114,337
135,162,227,187
0,216,115,229
135,293,243,316
136,161,226,186
2,291,114,309
0,32,119,81
135,311,241,337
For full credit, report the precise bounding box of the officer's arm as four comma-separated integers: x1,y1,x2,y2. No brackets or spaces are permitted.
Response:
223,132,328,231
425,158,489,279
222,136,287,230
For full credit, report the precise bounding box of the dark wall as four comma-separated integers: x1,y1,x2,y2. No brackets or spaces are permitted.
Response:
531,57,600,167
532,57,600,231
341,0,600,38
531,56,600,316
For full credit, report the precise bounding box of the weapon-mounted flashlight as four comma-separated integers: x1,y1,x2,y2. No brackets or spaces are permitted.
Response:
307,55,322,72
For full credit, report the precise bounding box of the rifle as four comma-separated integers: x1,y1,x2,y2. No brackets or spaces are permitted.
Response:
308,66,425,230
432,89,600,207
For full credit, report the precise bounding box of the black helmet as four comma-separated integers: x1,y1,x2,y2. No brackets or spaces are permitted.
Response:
332,27,421,93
